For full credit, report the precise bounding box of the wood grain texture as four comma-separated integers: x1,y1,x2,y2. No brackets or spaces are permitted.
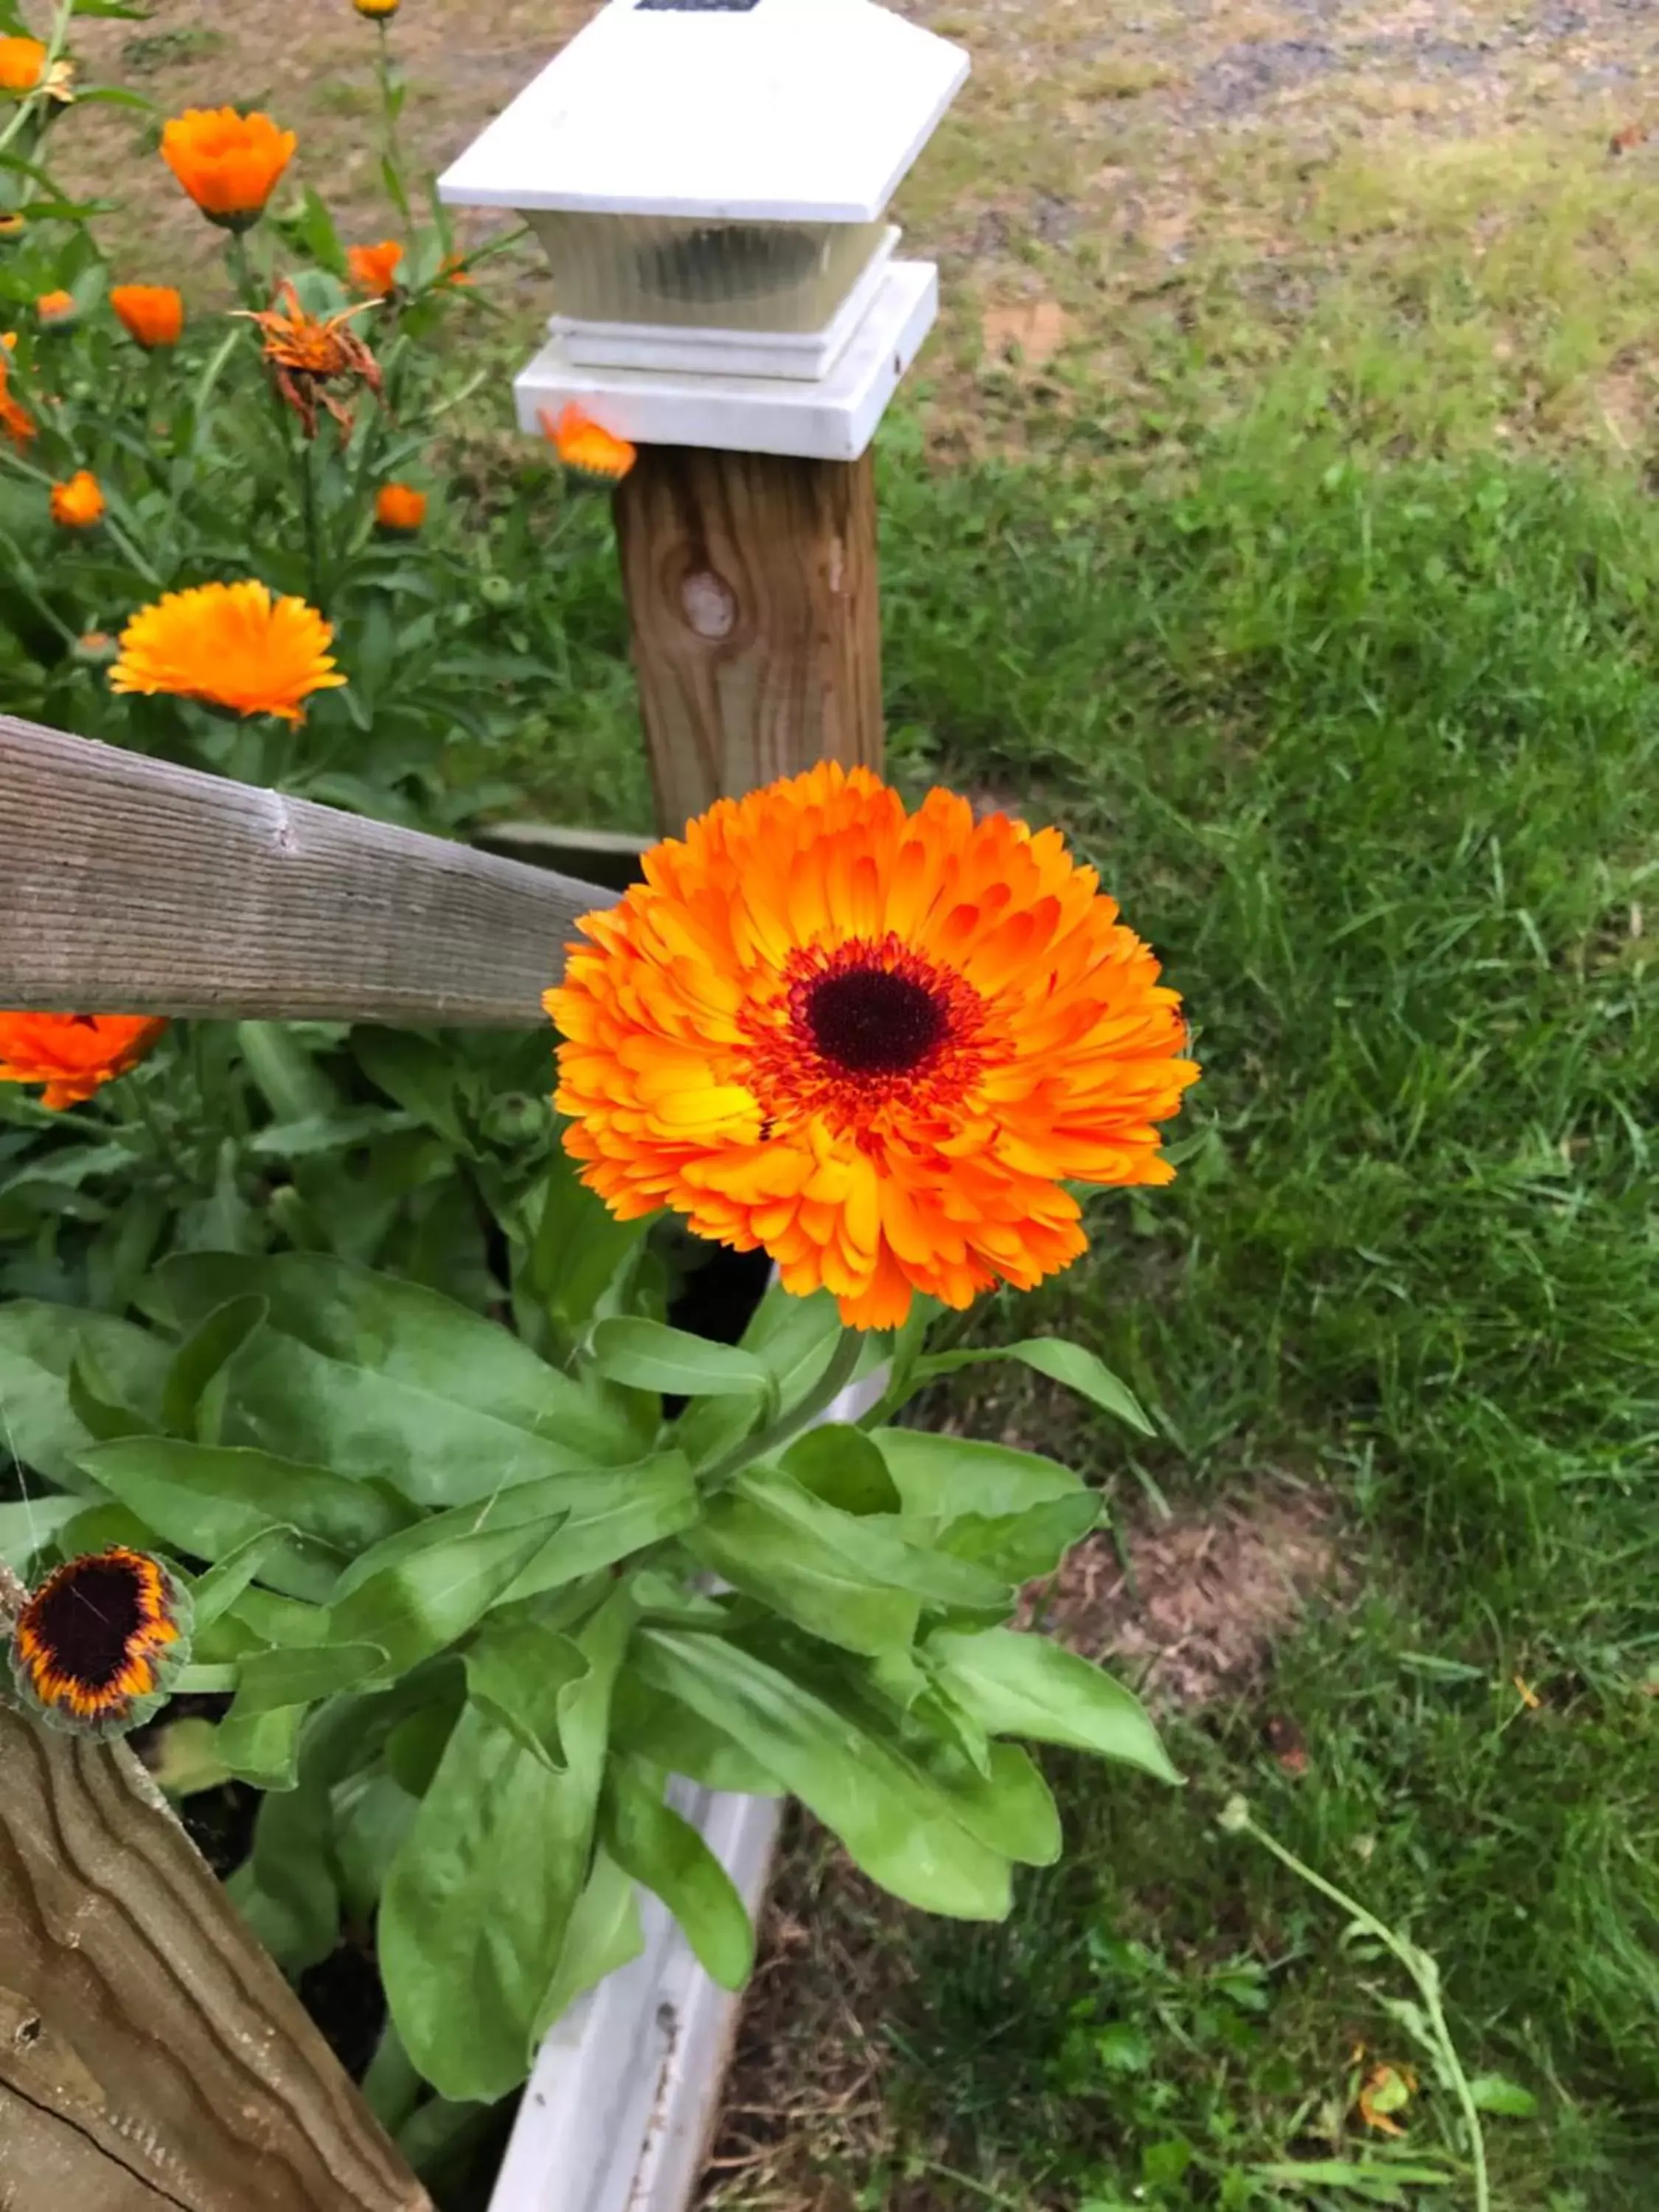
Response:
612,446,884,832
0,717,617,1024
0,1707,430,2212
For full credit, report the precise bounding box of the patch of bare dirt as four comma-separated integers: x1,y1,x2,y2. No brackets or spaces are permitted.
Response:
1019,1484,1340,1710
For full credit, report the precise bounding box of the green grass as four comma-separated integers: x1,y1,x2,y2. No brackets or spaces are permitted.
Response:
697,410,1659,2210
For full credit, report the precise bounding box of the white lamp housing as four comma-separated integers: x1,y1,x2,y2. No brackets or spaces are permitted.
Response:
437,0,969,460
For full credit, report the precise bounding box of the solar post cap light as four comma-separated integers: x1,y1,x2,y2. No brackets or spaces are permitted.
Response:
437,0,970,460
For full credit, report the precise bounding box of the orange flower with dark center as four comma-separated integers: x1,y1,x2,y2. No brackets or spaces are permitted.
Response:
0,1010,166,1109
111,283,184,349
348,237,403,295
0,35,44,92
11,1548,191,1738
36,288,74,329
238,280,383,439
375,481,425,532
111,579,345,723
541,404,636,483
161,107,296,231
50,470,104,528
547,762,1200,1327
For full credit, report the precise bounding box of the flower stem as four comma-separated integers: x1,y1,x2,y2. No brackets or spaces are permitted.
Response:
225,231,262,311
704,1326,866,1487
298,432,325,611
375,23,410,219
1222,1800,1489,2212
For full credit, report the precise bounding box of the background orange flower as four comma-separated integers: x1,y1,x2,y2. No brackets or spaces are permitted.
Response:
348,237,403,294
0,35,44,91
549,763,1199,1327
542,404,636,484
49,470,104,528
161,108,296,229
111,283,184,348
110,579,346,723
0,1012,166,1108
36,288,74,327
375,481,426,532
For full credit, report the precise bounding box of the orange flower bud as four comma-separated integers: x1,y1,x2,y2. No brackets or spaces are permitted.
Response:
111,283,185,349
375,481,426,533
49,470,104,529
0,35,44,93
161,108,296,232
347,237,403,295
36,288,75,329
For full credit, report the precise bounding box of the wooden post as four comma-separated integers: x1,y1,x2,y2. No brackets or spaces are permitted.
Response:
0,1703,429,2212
612,446,884,833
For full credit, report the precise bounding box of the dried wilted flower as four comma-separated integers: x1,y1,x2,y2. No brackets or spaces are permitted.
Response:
237,280,384,439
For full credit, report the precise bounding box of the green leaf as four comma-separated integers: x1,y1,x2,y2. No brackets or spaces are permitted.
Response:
530,1848,644,2038
528,1156,652,1336
335,1772,420,1926
328,1517,566,1682
68,1350,150,1443
1469,2074,1538,2118
914,1339,1153,1436
216,1701,305,1792
379,1590,636,2099
161,1294,268,1442
247,1107,417,1158
80,1437,417,1598
188,1525,303,1631
633,1627,1013,1918
601,1759,754,1989
591,1317,773,1401
226,1641,389,1718
782,1422,901,1515
0,1302,168,1489
237,1021,344,1123
156,1252,639,1506
352,1029,472,1151
611,1663,784,1797
873,1427,1085,1519
463,1618,588,1771
927,1627,1182,1785
0,1493,80,1572
933,1492,1101,1583
740,1282,843,1407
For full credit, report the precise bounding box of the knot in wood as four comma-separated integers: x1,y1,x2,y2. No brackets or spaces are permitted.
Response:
679,569,737,640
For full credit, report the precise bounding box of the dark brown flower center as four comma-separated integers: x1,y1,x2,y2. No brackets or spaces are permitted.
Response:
804,965,949,1077
29,1556,145,1688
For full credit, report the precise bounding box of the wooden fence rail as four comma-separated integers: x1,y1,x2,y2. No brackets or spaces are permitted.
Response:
0,718,619,1025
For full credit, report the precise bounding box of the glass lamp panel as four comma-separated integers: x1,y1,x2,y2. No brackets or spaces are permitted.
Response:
529,212,889,333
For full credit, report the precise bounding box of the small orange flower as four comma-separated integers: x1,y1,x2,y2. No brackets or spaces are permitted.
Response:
12,1548,191,1737
111,579,346,724
36,288,74,329
440,250,472,288
0,360,35,451
542,403,636,483
49,470,104,529
347,237,403,295
375,481,426,533
0,35,44,92
355,0,402,16
548,763,1200,1328
161,107,296,231
111,283,184,349
0,212,24,241
0,1011,166,1109
237,280,383,439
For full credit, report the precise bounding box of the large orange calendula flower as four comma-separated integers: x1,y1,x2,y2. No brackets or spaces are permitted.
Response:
541,404,636,483
11,1548,191,1738
49,470,104,528
161,107,296,230
0,1010,166,1108
0,35,44,91
237,280,383,439
546,763,1200,1328
111,282,184,349
347,237,403,294
110,580,346,723
375,481,425,532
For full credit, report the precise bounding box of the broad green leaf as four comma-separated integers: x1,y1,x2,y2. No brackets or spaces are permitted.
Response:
216,1702,305,1792
162,1295,268,1442
226,1641,390,1717
69,1349,150,1443
688,1467,1011,1655
352,1029,472,1152
591,1317,773,1401
237,1021,344,1122
528,1157,651,1335
156,1253,637,1506
80,1438,417,1598
782,1422,900,1515
188,1525,303,1631
601,1759,754,1989
873,1427,1085,1520
0,1302,168,1489
611,1663,785,1797
530,1847,644,2038
932,1492,1101,1584
739,1282,842,1408
1469,2075,1538,2118
633,1627,1012,1918
0,1492,81,1571
914,1338,1153,1436
246,1107,417,1158
328,1519,566,1681
927,1627,1181,1785
145,1715,234,1798
335,1772,420,1925
464,1618,588,1770
380,1590,636,2099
